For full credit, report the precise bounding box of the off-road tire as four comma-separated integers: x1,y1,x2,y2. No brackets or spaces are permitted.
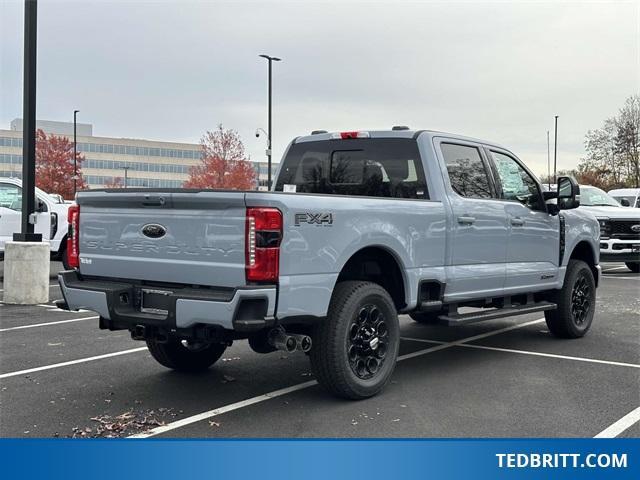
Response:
544,259,595,338
310,281,400,400
146,338,226,372
625,262,640,273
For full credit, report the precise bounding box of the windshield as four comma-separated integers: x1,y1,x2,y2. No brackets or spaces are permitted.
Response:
580,186,621,207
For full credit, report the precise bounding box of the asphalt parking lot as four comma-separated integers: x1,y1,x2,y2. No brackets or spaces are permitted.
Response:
0,262,638,438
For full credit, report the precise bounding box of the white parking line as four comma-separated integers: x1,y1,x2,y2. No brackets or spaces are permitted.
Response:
129,318,545,438
397,318,546,361
129,381,319,438
0,316,98,332
403,338,640,369
460,344,640,368
0,347,147,380
35,303,90,313
594,406,640,438
602,266,632,272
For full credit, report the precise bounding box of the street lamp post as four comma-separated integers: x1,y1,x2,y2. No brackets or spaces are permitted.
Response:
259,54,281,190
123,166,130,188
73,109,79,196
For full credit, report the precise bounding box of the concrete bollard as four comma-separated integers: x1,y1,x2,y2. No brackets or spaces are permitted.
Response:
3,241,50,305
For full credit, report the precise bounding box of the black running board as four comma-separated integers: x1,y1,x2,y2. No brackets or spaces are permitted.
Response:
438,302,556,326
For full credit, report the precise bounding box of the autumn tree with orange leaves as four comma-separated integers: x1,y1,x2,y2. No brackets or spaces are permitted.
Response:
184,125,257,190
35,129,86,198
104,177,124,188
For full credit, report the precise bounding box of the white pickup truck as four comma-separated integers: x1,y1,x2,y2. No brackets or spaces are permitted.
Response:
579,185,640,272
0,177,72,268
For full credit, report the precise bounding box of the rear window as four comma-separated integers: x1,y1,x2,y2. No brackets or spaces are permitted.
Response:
274,138,428,199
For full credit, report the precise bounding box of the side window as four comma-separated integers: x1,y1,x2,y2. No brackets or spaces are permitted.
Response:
490,151,542,210
440,143,493,199
0,183,22,211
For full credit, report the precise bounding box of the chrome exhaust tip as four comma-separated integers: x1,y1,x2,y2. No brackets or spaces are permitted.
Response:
290,334,312,353
268,328,298,353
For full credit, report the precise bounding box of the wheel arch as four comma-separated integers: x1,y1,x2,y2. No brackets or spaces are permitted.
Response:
568,240,599,287
335,245,408,311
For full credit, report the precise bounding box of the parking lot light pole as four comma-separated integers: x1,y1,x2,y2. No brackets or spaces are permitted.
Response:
547,130,551,189
14,0,40,243
553,115,558,183
73,109,79,196
5,0,50,306
259,54,281,190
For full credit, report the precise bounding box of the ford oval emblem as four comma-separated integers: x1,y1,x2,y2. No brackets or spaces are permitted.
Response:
142,223,167,239
631,224,640,233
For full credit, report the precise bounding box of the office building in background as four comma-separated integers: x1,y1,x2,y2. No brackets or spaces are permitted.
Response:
0,119,272,190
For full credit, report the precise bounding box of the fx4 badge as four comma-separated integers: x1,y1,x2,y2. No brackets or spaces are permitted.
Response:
294,212,334,226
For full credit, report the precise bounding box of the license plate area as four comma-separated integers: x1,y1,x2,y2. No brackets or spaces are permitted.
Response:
140,288,173,316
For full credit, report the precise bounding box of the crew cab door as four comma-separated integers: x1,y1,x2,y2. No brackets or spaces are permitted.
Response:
485,148,559,291
435,140,508,300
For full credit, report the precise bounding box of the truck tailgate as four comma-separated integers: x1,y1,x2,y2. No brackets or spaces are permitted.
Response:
76,190,247,287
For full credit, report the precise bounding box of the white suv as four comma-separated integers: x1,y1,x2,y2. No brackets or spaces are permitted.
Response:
0,177,72,268
580,185,640,272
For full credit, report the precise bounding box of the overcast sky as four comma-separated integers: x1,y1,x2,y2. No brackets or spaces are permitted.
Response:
1,0,638,176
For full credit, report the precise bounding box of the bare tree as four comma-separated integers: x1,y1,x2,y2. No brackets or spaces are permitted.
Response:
615,95,640,187
578,94,640,189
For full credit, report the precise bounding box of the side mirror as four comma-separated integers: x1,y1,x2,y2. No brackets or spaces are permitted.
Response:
35,197,47,213
557,176,580,210
620,198,631,207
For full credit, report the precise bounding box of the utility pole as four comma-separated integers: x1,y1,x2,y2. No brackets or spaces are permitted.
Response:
553,115,558,183
73,109,79,196
259,54,281,189
123,166,130,188
14,0,40,242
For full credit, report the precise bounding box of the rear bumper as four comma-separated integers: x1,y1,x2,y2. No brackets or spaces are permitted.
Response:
57,270,277,332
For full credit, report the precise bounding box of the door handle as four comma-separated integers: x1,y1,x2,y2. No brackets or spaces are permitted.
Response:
510,217,524,227
457,216,476,225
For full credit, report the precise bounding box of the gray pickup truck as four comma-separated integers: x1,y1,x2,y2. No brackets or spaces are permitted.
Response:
58,128,601,399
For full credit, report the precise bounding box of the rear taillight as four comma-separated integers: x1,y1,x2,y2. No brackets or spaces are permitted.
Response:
246,207,282,283
67,204,80,269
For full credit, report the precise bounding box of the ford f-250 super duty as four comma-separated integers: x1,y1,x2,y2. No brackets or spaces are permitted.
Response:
57,128,601,399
